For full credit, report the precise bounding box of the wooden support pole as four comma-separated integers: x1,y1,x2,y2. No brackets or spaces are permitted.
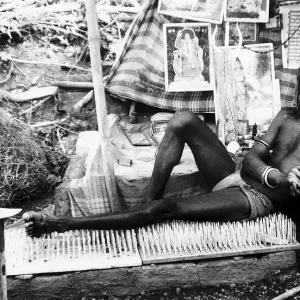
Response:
85,0,121,212
0,219,7,300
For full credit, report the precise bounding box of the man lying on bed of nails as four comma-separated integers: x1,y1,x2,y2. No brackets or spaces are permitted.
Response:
23,78,300,237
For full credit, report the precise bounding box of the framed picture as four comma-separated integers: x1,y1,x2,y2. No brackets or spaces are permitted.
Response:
237,120,249,135
228,23,258,45
163,23,215,92
224,0,270,23
215,43,276,140
158,0,225,24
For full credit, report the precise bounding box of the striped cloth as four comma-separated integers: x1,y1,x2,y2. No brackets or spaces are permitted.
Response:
68,176,111,217
105,0,224,112
106,0,298,111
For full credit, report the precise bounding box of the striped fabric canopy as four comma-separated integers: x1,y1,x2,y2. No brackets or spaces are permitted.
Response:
105,0,298,112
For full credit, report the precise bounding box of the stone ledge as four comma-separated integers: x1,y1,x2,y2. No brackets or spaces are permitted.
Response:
8,251,297,300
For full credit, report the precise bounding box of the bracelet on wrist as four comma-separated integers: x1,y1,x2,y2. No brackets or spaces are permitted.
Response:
260,166,270,185
264,167,279,188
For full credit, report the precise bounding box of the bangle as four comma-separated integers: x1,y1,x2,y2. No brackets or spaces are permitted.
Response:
255,139,272,151
264,167,279,188
260,166,271,185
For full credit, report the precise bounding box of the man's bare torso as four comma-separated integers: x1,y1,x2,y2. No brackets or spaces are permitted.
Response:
242,109,300,209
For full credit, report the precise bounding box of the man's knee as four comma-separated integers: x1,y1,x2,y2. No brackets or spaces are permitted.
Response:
168,110,200,133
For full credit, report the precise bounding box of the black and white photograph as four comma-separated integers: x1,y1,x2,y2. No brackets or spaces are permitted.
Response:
2,0,300,299
158,0,225,24
217,43,276,140
225,0,270,23
163,23,214,92
229,22,258,45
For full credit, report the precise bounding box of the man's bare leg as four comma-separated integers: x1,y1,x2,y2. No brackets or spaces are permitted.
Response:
24,187,250,237
24,111,242,237
145,110,235,201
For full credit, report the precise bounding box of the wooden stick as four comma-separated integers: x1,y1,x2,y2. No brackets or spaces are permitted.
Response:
1,55,91,72
96,4,141,13
30,116,69,128
73,90,94,111
67,44,89,75
45,74,93,82
19,95,52,116
0,86,58,102
50,81,94,89
0,219,7,300
39,24,88,40
86,0,120,212
271,286,300,300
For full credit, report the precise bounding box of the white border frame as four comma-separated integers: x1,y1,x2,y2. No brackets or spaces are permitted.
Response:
215,43,276,135
228,22,258,45
163,23,215,93
158,0,226,24
224,0,270,23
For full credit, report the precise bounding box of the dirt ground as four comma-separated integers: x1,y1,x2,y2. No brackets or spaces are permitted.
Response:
114,273,300,300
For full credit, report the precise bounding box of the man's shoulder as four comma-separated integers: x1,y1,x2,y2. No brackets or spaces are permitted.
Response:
274,108,297,123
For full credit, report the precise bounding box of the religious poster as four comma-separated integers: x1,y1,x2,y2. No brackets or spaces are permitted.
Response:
163,23,214,92
158,0,225,24
279,3,300,68
225,0,270,23
214,44,277,140
228,23,258,45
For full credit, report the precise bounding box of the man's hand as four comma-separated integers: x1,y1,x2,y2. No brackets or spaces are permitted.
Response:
287,166,300,197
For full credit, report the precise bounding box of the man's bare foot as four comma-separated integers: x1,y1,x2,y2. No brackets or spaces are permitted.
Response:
22,212,65,238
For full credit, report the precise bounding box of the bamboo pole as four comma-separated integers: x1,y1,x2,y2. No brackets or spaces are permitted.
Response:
85,0,121,212
0,219,7,300
0,208,21,300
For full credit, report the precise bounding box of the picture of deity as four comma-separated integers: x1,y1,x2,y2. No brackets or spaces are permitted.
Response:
163,23,214,92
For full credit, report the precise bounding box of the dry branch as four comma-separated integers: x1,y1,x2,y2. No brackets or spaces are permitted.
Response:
39,24,88,40
272,285,300,300
96,4,141,13
30,115,69,128
1,55,91,72
50,81,94,89
73,90,94,111
67,43,89,75
0,86,58,102
19,95,52,116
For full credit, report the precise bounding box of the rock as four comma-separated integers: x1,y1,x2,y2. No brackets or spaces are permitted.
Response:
15,275,33,280
233,256,243,261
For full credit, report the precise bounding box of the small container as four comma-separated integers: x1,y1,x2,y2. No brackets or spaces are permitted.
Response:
129,112,138,124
